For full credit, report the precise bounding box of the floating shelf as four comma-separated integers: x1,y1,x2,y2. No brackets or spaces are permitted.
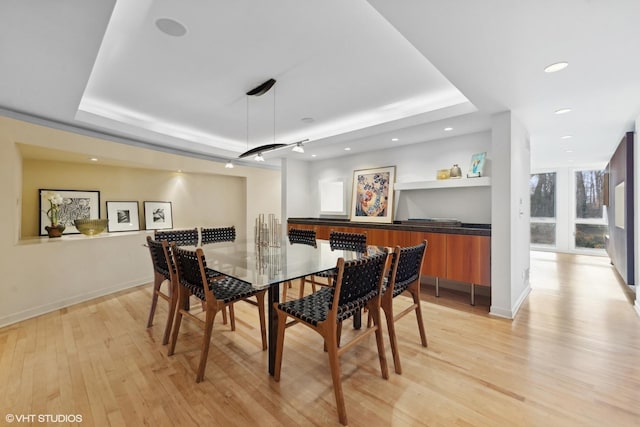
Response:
394,176,491,191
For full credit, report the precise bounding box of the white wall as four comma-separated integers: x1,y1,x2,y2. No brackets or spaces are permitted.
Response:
282,158,313,219
305,131,492,223
0,116,281,327
490,111,531,318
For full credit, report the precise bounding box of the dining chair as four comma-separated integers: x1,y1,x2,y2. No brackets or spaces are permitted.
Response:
154,228,199,246
145,236,177,345
298,230,367,296
273,250,391,425
283,228,317,301
168,245,267,383
379,240,429,374
200,226,236,244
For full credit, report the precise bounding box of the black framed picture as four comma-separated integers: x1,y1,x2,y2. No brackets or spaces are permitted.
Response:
39,189,100,235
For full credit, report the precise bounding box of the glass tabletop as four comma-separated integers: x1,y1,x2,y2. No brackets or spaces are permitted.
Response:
184,238,385,288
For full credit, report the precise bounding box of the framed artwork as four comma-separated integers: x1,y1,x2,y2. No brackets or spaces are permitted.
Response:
144,201,173,230
468,152,486,178
106,201,140,232
350,166,395,223
39,189,100,235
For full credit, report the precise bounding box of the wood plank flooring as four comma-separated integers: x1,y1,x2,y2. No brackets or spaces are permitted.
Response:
1,251,639,426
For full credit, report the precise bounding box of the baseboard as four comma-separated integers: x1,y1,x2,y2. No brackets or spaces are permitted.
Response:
489,285,531,319
635,298,640,317
0,277,151,329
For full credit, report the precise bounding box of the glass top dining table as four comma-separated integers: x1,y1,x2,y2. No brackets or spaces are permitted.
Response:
184,238,386,375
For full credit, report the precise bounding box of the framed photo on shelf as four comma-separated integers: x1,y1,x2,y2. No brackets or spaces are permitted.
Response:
106,201,140,232
39,189,100,236
349,166,395,223
467,152,486,178
144,201,173,230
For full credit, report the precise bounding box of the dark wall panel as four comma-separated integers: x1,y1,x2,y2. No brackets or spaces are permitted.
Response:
605,131,634,285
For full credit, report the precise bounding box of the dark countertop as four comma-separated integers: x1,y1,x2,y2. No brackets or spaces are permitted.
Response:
287,218,491,237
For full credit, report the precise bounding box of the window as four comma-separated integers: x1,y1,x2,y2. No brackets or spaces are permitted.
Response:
529,172,556,246
574,170,607,249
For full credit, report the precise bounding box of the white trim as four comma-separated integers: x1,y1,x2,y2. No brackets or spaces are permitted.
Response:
0,278,150,329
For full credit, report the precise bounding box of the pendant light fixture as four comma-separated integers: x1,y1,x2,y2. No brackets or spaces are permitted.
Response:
238,78,286,160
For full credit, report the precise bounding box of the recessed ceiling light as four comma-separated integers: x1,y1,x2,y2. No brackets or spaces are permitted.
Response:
561,135,573,139
155,18,187,37
344,147,351,151
177,169,183,173
89,157,98,162
311,154,317,158
565,150,573,153
555,108,572,115
391,138,399,142
444,127,453,131
544,62,568,73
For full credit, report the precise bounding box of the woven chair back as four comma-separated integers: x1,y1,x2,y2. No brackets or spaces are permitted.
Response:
329,231,367,253
389,241,427,297
154,228,198,246
329,251,389,322
147,236,172,277
288,228,317,247
201,226,236,244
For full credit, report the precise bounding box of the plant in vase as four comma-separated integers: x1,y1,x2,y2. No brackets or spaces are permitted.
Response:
42,191,66,237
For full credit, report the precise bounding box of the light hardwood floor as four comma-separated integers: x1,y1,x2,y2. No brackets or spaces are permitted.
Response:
1,251,639,426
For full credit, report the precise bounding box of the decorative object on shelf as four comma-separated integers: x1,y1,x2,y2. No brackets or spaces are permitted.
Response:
350,166,395,223
39,189,100,236
436,169,450,180
255,213,281,247
467,152,486,178
45,224,65,238
74,219,108,236
106,201,140,232
143,201,173,230
450,164,462,178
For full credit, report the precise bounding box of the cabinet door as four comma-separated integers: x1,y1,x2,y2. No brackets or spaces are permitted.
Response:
412,232,447,278
445,234,491,286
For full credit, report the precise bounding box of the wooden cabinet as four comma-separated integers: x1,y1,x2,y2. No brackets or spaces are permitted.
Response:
445,234,491,286
288,221,490,287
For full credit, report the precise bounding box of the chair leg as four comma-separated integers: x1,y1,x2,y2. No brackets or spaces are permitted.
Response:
282,280,290,301
147,273,164,327
325,326,347,425
162,280,177,345
222,306,228,325
168,288,187,356
381,296,401,374
298,278,306,298
273,308,288,381
255,292,267,351
196,309,217,383
409,285,428,347
229,304,236,331
369,304,389,380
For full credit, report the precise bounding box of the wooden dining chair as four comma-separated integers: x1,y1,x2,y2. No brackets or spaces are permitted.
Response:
380,240,429,374
145,236,178,345
168,245,267,383
298,230,367,297
273,250,391,425
282,228,317,301
200,226,236,245
154,228,199,246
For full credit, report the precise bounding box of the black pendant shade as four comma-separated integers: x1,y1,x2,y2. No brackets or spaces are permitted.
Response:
238,143,287,159
246,78,276,96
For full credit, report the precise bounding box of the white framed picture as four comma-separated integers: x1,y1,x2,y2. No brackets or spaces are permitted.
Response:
144,201,173,230
106,201,140,232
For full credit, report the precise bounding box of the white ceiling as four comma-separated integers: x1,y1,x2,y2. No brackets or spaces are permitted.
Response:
1,0,640,169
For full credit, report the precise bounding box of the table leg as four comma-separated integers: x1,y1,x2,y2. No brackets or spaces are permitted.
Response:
267,284,280,375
